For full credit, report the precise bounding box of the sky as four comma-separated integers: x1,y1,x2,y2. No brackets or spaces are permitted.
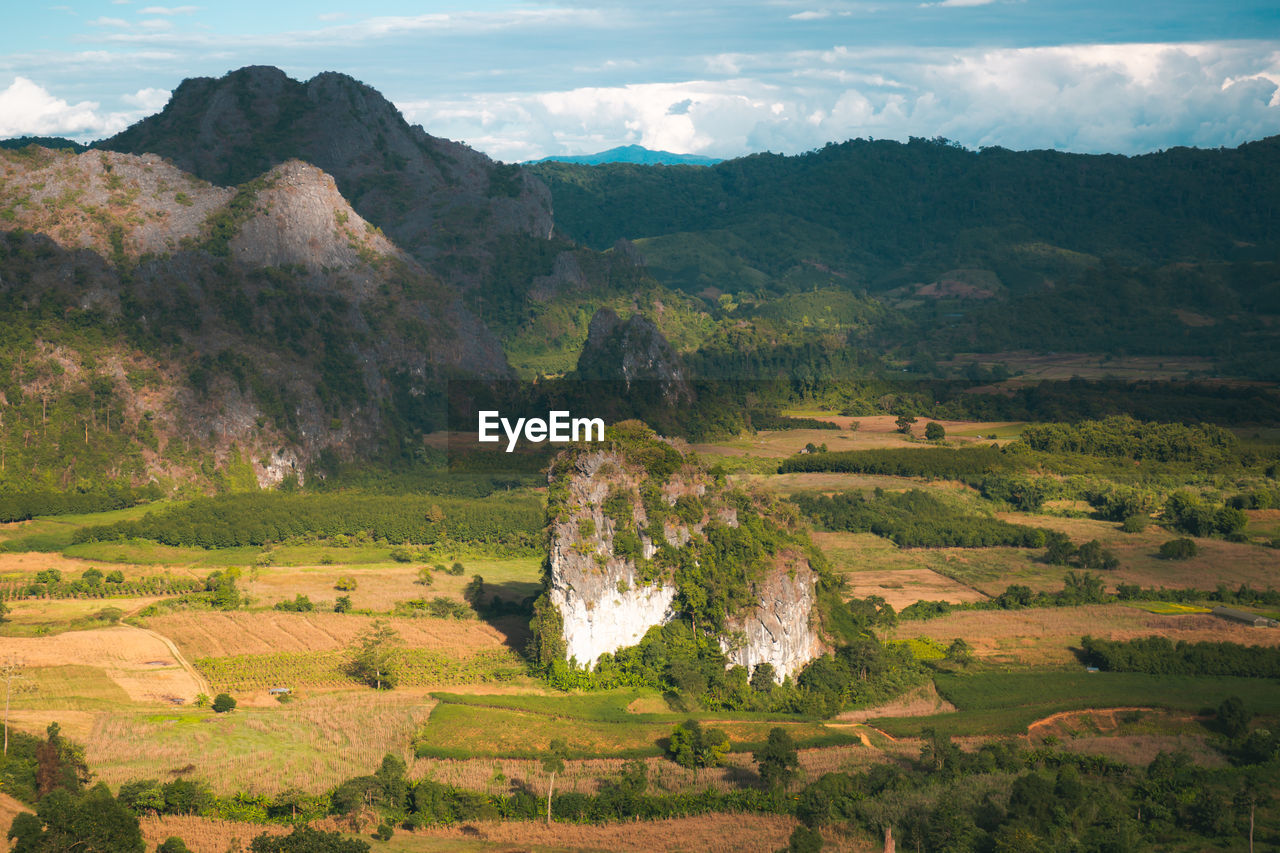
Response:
1,1,1278,161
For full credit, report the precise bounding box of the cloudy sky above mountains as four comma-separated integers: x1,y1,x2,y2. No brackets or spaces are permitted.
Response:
1,0,1277,161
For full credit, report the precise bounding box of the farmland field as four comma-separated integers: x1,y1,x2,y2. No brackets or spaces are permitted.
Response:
874,670,1280,737
889,603,1280,666
6,415,1280,851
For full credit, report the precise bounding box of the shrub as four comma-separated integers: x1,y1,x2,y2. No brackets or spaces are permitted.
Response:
447,561,465,576
334,576,357,591
1159,538,1198,560
1120,515,1148,533
157,837,191,853
211,693,237,713
925,421,946,441
389,548,413,563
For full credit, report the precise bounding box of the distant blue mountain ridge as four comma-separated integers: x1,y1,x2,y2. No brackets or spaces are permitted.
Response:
527,144,721,166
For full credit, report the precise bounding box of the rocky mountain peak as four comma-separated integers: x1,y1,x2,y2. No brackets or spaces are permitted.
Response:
576,308,691,404
98,65,553,287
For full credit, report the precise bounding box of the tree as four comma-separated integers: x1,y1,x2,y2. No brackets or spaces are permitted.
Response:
157,838,192,853
9,783,144,852
895,414,917,434
1218,696,1252,739
750,662,777,693
1234,777,1271,853
249,825,370,852
541,738,569,825
788,825,824,852
753,727,799,790
415,566,434,586
351,621,400,690
945,638,974,666
666,720,730,778
35,722,87,796
463,575,485,609
212,693,237,713
925,421,945,441
334,595,352,613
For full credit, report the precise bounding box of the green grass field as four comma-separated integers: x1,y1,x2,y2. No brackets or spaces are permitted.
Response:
873,670,1280,737
414,689,856,759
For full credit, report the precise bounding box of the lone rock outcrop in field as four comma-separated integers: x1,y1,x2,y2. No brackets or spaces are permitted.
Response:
542,424,823,681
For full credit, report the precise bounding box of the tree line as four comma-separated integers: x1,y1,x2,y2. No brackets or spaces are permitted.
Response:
794,489,1047,548
71,492,542,549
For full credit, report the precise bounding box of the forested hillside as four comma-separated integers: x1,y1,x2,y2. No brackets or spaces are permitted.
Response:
530,137,1280,372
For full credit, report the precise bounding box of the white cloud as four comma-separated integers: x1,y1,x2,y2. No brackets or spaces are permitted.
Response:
396,41,1280,161
924,0,998,6
0,77,165,141
789,10,830,20
88,17,130,27
121,86,171,110
0,77,103,138
138,18,174,30
138,5,199,14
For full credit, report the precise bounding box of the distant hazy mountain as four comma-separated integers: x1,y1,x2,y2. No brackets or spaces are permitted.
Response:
529,144,721,166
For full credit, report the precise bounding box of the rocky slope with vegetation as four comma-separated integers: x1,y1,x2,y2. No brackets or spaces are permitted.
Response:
538,422,824,682
0,144,508,490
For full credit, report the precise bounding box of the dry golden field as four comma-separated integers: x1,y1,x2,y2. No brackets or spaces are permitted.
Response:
839,568,988,609
2,625,204,703
997,512,1280,590
145,611,517,660
693,415,1015,461
890,603,1280,666
408,742,901,799
140,813,848,853
408,814,817,853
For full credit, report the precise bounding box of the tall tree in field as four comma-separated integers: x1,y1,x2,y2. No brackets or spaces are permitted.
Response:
753,727,800,790
351,621,400,690
541,739,569,825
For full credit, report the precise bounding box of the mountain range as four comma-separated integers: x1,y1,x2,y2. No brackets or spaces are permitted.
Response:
0,66,1276,494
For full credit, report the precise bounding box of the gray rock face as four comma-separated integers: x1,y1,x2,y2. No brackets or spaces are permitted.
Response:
546,443,822,681
547,449,683,666
575,308,693,406
722,558,823,682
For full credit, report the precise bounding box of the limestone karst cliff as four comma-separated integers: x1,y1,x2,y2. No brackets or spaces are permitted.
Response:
538,422,824,682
